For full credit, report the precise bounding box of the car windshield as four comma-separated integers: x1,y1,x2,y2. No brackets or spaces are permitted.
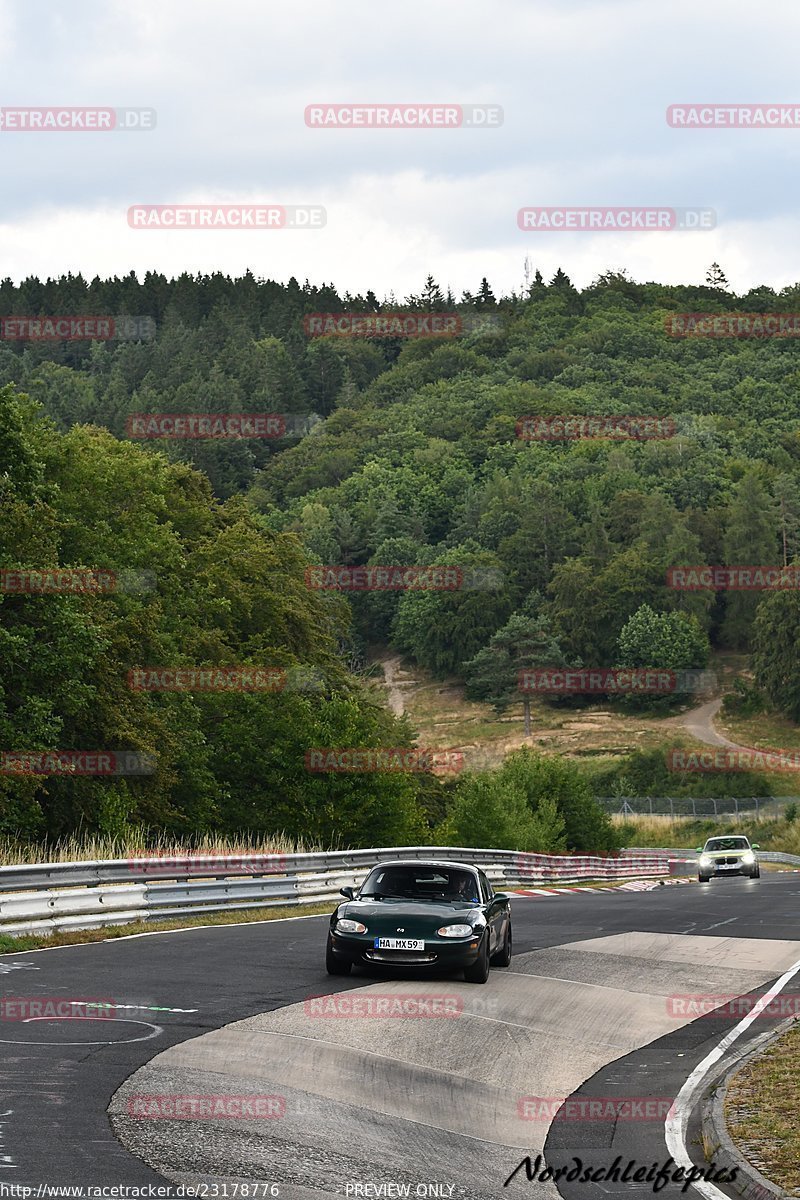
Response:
704,838,750,851
359,865,481,902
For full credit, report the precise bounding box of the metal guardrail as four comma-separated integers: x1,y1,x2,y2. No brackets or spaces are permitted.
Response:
625,846,800,867
0,846,676,937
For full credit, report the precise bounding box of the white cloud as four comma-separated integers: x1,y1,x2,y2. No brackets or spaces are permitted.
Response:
1,0,800,291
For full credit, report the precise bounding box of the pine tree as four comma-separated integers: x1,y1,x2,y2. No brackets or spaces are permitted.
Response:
705,262,729,288
773,473,800,567
722,473,779,648
463,612,566,737
475,278,496,307
407,276,445,311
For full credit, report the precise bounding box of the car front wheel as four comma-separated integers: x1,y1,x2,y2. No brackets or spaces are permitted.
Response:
491,921,512,967
698,873,711,883
464,933,490,984
325,933,352,975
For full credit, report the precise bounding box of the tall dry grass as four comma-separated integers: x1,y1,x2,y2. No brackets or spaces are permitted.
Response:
614,813,800,854
0,830,321,867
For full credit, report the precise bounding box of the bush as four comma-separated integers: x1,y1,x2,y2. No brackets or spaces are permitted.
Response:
722,678,766,717
435,772,552,852
498,747,620,853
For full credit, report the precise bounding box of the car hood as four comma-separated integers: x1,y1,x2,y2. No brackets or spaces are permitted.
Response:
340,898,482,934
702,848,750,857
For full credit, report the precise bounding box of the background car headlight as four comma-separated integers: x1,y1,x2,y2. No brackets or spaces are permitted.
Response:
742,851,755,865
336,918,367,934
437,924,474,937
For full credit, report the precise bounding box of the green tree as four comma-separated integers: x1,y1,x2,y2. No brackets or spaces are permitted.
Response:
705,262,729,288
721,473,779,648
392,545,512,675
435,772,557,852
498,748,619,852
774,473,800,567
463,612,566,736
617,604,709,670
752,591,800,721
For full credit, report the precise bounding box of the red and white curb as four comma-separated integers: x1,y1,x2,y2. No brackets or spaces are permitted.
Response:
514,878,694,898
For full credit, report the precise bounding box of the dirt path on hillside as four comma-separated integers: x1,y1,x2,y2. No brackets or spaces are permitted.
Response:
380,654,416,716
375,651,755,759
679,697,745,749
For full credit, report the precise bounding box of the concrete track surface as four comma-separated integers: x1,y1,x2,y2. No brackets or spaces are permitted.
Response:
2,874,799,1198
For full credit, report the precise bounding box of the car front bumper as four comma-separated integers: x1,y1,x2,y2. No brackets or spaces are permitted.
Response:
328,928,483,968
701,859,756,876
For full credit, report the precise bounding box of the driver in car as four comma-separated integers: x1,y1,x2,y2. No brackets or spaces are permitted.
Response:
455,875,480,903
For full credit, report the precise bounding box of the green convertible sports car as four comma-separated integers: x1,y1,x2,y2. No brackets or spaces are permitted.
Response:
325,859,512,984
696,835,761,882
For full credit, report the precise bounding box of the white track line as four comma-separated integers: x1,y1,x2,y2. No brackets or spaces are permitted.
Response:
665,952,800,1198
0,912,326,957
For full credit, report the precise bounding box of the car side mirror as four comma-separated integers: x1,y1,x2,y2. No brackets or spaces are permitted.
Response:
339,886,355,900
751,844,760,851
493,891,510,901
695,847,703,853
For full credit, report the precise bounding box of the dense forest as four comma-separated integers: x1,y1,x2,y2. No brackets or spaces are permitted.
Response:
2,266,799,850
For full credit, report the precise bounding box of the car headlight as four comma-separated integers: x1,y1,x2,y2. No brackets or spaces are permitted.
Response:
336,918,367,934
700,855,713,867
742,851,755,865
437,924,474,938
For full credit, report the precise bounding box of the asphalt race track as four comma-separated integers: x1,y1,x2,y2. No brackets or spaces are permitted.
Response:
1,873,798,1198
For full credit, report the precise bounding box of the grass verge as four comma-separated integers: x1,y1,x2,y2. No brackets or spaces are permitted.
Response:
725,1023,800,1195
613,813,800,855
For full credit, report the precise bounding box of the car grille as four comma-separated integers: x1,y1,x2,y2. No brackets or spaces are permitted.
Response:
365,950,438,963
716,857,741,866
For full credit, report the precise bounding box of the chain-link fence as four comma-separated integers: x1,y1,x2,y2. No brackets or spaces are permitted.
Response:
597,796,797,820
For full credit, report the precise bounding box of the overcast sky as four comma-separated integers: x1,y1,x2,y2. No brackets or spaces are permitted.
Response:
1,0,799,297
